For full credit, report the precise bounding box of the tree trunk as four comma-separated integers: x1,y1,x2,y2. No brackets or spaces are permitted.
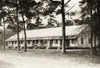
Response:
3,18,5,50
96,0,100,50
89,3,94,54
23,23,27,52
2,0,5,50
98,35,100,50
61,0,66,53
94,34,97,55
16,0,20,51
90,30,93,54
22,16,27,52
21,6,27,52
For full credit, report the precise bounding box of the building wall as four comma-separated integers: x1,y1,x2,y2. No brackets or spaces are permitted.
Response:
77,33,91,48
69,39,77,47
76,25,91,48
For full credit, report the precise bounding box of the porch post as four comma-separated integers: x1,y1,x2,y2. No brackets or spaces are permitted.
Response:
38,40,40,46
46,40,50,49
12,41,13,47
57,40,61,49
69,39,72,47
34,40,37,49
53,40,55,47
34,40,36,44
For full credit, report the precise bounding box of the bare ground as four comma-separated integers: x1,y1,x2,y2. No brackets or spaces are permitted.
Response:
0,48,100,68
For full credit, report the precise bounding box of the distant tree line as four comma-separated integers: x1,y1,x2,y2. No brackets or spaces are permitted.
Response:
79,0,100,54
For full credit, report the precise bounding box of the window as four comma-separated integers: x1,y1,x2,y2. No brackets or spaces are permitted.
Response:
13,41,15,44
55,40,58,44
71,39,75,44
19,41,20,44
60,40,62,45
28,40,30,44
33,40,34,43
21,41,23,44
0,32,2,34
9,41,11,44
14,41,16,44
89,38,91,44
50,40,53,44
36,40,38,44
40,40,43,44
12,41,14,44
81,37,83,44
44,40,47,44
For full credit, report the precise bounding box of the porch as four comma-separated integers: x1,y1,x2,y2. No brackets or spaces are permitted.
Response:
6,39,78,49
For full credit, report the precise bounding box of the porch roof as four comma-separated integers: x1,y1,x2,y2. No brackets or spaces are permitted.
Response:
6,24,88,41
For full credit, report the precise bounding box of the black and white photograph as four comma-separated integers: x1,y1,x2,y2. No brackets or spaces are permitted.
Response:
0,0,100,68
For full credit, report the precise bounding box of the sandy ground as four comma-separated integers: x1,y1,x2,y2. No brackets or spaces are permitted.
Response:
0,49,100,68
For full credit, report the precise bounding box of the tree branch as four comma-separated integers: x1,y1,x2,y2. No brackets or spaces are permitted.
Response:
65,4,75,15
64,0,71,7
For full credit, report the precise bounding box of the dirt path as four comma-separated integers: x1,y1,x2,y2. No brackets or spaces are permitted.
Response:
0,49,100,68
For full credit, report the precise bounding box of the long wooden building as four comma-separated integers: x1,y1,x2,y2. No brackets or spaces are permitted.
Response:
6,24,92,49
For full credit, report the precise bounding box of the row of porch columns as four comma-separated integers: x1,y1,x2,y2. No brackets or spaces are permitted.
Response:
7,39,73,49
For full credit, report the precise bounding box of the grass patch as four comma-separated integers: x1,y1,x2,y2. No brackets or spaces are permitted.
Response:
0,61,13,68
0,48,100,65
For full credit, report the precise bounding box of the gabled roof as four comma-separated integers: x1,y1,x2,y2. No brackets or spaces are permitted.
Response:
6,24,89,41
